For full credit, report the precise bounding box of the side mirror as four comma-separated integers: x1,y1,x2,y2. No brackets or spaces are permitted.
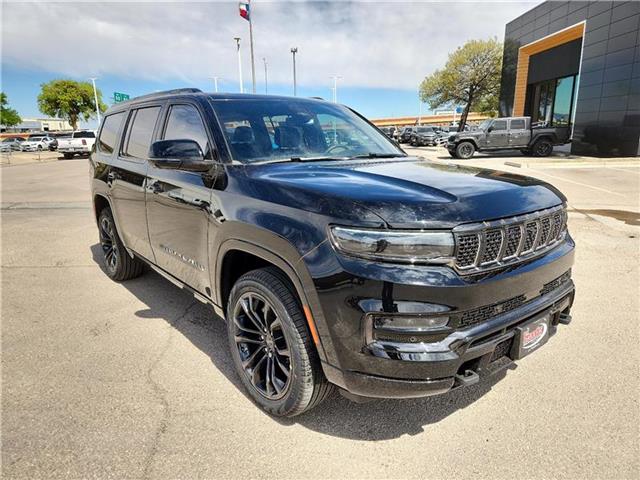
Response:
149,139,211,172
487,126,494,133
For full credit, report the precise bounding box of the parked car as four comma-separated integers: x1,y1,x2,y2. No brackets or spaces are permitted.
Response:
57,130,97,158
1,137,25,152
91,89,575,417
447,117,570,159
379,127,395,139
20,135,54,151
410,126,438,146
398,126,414,143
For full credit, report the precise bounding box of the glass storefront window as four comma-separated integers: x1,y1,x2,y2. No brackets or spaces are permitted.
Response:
528,74,575,127
552,76,575,126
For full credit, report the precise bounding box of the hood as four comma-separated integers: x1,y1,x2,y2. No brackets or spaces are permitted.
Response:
244,158,565,228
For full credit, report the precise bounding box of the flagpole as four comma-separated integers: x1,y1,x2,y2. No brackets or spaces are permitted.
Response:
234,37,243,93
249,6,256,94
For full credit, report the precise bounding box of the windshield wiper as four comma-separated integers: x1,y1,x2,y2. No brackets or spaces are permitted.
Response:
288,155,349,162
349,152,407,159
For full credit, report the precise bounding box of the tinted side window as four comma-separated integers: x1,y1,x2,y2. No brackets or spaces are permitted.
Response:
124,106,161,159
492,120,507,131
98,113,124,153
163,104,211,158
510,119,526,130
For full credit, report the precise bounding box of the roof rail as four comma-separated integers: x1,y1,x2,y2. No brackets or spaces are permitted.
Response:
120,88,203,104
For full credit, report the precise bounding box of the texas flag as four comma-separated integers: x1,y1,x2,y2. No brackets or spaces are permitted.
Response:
239,1,250,21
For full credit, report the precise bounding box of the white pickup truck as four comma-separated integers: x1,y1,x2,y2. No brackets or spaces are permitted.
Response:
57,130,97,158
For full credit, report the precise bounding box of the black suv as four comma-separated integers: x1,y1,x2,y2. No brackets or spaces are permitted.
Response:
90,89,575,416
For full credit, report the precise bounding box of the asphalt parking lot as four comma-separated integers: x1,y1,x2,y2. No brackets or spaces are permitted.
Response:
2,150,639,479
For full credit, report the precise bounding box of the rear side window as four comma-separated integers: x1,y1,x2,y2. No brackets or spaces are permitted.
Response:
163,104,211,158
98,113,124,153
510,119,526,130
123,106,161,159
74,131,96,138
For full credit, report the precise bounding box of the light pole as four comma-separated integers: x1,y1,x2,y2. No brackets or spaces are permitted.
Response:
329,75,342,103
234,37,244,93
417,87,422,125
212,76,219,92
89,77,100,125
290,47,298,96
263,58,268,95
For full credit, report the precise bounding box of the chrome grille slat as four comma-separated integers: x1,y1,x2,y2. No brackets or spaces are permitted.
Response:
453,206,568,275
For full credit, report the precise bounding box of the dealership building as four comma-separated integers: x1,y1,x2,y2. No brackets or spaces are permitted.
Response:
499,1,640,156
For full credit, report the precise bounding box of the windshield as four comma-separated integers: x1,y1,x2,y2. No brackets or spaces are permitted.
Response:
478,119,492,131
211,98,404,163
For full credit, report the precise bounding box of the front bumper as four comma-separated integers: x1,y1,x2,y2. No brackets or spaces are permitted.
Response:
309,237,575,399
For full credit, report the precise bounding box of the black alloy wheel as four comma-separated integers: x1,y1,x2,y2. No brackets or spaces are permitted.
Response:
227,268,334,416
99,214,119,275
97,207,144,281
232,292,292,400
533,138,553,157
456,141,475,159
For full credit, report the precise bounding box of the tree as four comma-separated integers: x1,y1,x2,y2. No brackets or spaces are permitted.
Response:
37,79,107,130
1,92,22,127
420,38,503,130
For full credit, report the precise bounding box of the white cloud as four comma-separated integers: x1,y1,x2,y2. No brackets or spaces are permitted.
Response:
2,1,536,89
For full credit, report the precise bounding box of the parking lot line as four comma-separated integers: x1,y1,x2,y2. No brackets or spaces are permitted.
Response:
527,168,627,197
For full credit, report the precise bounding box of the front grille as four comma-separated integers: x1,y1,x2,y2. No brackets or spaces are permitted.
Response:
457,269,572,329
453,206,567,274
490,338,514,362
458,294,526,328
540,269,572,296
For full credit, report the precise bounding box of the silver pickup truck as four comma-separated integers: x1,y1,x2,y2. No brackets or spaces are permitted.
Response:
447,117,570,159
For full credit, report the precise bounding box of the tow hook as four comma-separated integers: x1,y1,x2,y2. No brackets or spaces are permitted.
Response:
454,369,480,387
558,312,572,325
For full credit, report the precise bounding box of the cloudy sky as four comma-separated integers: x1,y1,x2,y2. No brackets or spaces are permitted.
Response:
2,1,537,121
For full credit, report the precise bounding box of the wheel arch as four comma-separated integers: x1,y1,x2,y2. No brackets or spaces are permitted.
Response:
215,236,331,364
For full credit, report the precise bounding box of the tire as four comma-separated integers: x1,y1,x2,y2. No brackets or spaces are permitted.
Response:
532,138,553,157
63,153,74,159
227,267,334,417
98,207,144,281
455,141,475,159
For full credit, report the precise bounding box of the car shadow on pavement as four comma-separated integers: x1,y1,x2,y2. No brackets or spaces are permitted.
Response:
91,244,515,441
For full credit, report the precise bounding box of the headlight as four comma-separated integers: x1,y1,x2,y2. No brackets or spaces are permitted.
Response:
329,226,454,264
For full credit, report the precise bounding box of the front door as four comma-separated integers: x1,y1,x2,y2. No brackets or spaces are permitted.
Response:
145,102,216,296
486,119,509,148
109,105,162,261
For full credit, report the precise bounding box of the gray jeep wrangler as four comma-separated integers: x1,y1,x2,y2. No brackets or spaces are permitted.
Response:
447,117,570,159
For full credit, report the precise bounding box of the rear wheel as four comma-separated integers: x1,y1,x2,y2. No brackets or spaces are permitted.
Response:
98,207,144,281
455,141,475,159
227,267,333,416
63,153,74,159
532,138,553,157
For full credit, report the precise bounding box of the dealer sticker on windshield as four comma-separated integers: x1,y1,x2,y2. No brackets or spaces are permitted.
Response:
510,314,551,360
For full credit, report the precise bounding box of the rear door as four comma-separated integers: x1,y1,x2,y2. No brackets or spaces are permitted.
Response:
507,118,530,148
486,119,509,148
109,104,162,261
145,101,216,295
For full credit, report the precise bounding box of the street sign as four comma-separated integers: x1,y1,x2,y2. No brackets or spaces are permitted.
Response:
455,106,463,114
113,92,130,103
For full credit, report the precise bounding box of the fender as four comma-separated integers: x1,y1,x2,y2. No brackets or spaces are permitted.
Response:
530,132,556,145
214,225,336,365
453,136,479,149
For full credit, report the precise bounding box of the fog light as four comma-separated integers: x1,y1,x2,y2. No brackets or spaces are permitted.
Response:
369,313,449,332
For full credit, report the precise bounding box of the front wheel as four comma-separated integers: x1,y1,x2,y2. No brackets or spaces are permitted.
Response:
532,138,553,157
455,141,475,159
227,267,333,416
